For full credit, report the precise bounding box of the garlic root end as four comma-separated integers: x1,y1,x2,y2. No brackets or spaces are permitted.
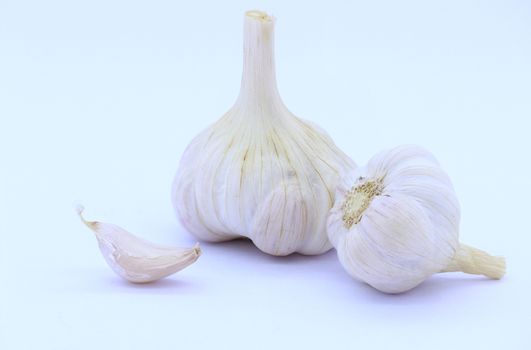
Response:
442,243,506,279
193,243,202,258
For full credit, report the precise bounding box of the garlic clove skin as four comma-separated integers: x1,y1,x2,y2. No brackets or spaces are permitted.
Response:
172,10,355,256
327,145,505,293
77,206,201,283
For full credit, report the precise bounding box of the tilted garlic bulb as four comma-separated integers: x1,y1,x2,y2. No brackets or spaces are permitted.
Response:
77,206,201,283
172,10,355,256
327,145,506,293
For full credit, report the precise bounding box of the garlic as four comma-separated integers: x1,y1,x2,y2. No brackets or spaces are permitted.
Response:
172,10,355,256
327,145,506,293
77,206,201,283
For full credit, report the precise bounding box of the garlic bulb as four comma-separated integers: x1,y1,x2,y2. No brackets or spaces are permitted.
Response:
327,145,505,293
77,206,201,283
172,10,355,256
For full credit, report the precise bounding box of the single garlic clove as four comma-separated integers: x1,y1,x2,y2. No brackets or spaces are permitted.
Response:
172,10,355,256
327,145,506,294
77,206,201,283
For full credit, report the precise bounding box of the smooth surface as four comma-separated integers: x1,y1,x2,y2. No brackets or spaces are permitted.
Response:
1,1,530,349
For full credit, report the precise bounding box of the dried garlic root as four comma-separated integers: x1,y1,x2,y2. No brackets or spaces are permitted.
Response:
77,206,201,283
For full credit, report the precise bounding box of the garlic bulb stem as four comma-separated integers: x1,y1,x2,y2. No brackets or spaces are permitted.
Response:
238,10,282,109
443,244,506,279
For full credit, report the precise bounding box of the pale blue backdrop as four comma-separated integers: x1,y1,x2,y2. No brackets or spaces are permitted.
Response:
1,1,530,349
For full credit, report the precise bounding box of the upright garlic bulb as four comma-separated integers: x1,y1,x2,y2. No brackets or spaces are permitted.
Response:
172,10,355,256
327,145,505,293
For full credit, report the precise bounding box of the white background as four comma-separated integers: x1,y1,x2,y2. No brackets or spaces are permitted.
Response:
1,0,530,349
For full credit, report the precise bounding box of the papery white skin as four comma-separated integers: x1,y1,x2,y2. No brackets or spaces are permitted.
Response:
78,206,201,283
327,145,505,293
172,11,355,256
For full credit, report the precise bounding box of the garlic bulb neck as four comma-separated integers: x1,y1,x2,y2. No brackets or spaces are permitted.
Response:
443,244,506,279
237,10,284,112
